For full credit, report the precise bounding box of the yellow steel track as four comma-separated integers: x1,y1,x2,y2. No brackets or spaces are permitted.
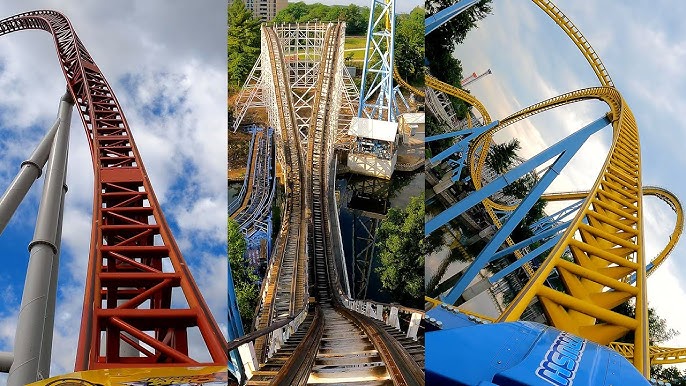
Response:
492,85,649,373
542,187,683,277
610,343,686,366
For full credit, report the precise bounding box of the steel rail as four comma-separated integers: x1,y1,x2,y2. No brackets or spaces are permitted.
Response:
230,130,263,221
541,186,682,277
229,128,258,216
233,130,274,232
306,22,424,385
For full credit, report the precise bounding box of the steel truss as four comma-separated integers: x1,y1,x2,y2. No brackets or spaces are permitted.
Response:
236,24,357,150
0,11,227,383
426,87,464,129
358,0,396,122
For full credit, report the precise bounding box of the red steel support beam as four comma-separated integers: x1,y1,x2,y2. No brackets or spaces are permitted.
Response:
0,10,227,370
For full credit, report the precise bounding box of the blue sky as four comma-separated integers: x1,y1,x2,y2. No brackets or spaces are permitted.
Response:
0,1,227,382
453,1,686,352
301,0,423,14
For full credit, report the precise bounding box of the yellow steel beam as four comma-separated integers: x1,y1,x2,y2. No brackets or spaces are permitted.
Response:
610,343,686,366
393,66,424,97
532,0,613,88
492,85,649,375
542,187,683,277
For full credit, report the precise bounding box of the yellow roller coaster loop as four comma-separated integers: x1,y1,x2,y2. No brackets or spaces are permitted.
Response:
426,0,677,377
532,0,613,88
490,88,649,375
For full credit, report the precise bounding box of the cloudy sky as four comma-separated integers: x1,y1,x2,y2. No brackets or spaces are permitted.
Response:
301,0,423,14
453,0,686,355
0,0,227,382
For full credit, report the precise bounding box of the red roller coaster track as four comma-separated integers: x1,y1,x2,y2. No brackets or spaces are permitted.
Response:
0,10,227,370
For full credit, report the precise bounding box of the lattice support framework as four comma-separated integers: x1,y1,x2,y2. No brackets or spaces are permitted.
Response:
0,10,228,373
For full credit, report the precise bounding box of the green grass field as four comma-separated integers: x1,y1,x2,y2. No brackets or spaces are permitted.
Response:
344,36,367,61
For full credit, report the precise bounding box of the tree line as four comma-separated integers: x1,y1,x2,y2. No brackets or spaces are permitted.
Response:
228,0,426,90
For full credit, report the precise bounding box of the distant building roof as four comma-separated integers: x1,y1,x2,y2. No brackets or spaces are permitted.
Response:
400,113,425,124
348,117,398,142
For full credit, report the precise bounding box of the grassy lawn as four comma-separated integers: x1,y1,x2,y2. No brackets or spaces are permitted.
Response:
344,36,367,61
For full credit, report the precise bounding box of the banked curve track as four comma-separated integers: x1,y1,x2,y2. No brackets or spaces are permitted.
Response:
0,10,227,371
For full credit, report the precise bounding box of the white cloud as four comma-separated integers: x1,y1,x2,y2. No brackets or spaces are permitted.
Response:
0,0,227,380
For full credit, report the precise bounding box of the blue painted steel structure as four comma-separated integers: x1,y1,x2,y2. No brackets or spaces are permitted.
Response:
358,0,396,121
429,115,611,304
425,306,651,386
229,125,258,216
428,121,498,165
425,0,482,36
426,116,610,236
227,263,245,380
529,199,584,234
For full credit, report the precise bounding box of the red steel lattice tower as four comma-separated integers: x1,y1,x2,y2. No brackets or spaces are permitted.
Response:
0,11,227,370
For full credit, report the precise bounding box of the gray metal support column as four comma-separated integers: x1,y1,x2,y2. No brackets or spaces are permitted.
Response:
37,158,67,376
8,92,73,385
0,352,12,373
0,118,60,235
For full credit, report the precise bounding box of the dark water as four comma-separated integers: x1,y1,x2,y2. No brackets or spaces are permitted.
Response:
336,169,423,302
229,181,242,207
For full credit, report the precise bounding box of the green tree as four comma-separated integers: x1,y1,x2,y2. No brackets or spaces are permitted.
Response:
228,0,261,90
425,0,492,118
425,0,492,49
486,138,521,174
228,218,259,328
341,4,366,35
614,302,679,345
652,366,686,385
501,173,537,200
375,194,441,308
395,7,425,84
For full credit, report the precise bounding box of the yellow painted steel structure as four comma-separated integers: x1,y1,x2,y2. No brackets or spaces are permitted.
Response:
424,0,679,375
393,66,424,97
532,0,613,88
492,86,649,374
610,343,686,366
542,187,683,277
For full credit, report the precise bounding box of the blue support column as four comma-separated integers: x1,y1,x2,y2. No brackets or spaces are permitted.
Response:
439,116,611,304
486,220,570,264
426,0,482,36
488,234,563,284
434,220,569,297
529,199,583,234
429,121,498,166
227,263,245,380
426,116,610,235
358,0,396,121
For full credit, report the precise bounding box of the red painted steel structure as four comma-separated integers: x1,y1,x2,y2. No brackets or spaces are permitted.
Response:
0,11,227,370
